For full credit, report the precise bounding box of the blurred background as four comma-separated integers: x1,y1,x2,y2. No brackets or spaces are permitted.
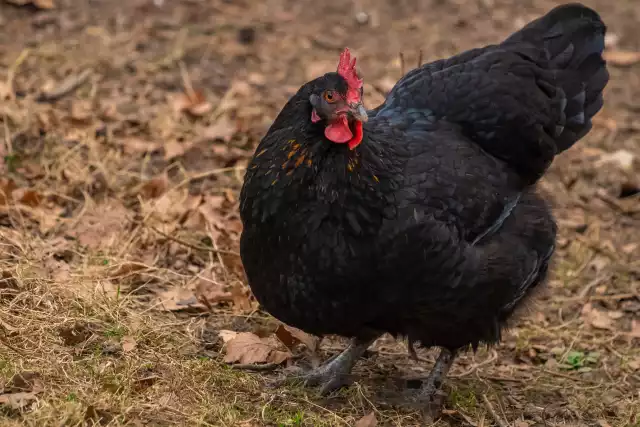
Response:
0,0,638,426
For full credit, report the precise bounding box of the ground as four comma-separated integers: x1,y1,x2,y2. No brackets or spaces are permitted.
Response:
0,0,638,426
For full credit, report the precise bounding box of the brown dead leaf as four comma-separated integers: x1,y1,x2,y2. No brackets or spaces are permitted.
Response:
202,116,237,143
221,331,292,365
122,336,137,353
58,322,92,346
12,189,43,207
69,100,93,124
108,262,148,278
155,287,204,311
355,412,378,427
275,323,319,353
218,330,238,343
230,282,253,312
45,258,71,282
582,303,613,330
274,324,296,350
194,277,233,308
629,319,640,339
0,392,38,409
163,140,191,160
139,175,168,200
7,371,44,393
84,405,113,425
68,199,129,250
173,90,212,117
5,0,55,8
0,81,12,100
604,50,640,66
122,138,160,156
0,179,17,205
2,371,44,409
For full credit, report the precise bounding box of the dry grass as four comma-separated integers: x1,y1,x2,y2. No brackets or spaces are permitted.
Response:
1,0,639,426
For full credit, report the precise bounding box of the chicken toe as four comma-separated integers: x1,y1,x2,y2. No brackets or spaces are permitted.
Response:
279,337,374,395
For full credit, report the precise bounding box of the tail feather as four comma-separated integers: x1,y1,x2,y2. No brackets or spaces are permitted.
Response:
503,3,609,153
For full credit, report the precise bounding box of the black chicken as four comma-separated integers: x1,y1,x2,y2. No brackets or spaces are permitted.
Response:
240,3,608,412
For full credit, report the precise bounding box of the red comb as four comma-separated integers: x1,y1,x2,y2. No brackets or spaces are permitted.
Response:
337,48,363,104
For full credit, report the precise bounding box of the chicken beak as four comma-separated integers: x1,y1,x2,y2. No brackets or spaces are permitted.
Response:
350,103,368,123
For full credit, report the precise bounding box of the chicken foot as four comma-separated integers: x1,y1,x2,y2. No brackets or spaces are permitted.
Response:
406,348,456,419
279,337,375,395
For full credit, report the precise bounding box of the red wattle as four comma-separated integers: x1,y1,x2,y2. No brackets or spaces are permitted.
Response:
324,116,353,143
347,120,364,150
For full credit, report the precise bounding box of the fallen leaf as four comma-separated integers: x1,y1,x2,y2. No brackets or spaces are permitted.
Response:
68,199,129,250
629,319,640,339
621,243,638,255
218,330,238,343
0,392,38,409
202,116,237,143
230,282,253,312
274,324,296,350
13,189,43,207
604,50,640,66
275,323,319,353
582,303,613,330
172,89,212,117
6,371,44,393
0,81,11,100
155,287,205,311
595,149,635,171
222,332,291,365
69,100,93,124
194,277,233,308
122,138,160,155
84,405,113,425
122,336,137,352
0,179,17,205
5,0,55,8
139,175,168,200
163,140,190,160
108,262,148,277
607,310,624,320
58,322,92,346
355,412,378,427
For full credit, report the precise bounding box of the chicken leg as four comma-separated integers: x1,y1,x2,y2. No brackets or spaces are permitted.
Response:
282,337,375,395
407,348,456,419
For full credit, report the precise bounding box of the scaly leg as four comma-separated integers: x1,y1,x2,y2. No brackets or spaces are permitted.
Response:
282,337,376,395
407,348,456,419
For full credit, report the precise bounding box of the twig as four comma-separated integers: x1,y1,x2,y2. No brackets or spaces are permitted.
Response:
36,68,93,102
0,333,27,357
481,394,509,427
231,363,279,372
6,49,30,100
146,223,240,256
174,166,246,190
399,52,405,76
417,49,423,68
578,272,612,299
179,61,197,101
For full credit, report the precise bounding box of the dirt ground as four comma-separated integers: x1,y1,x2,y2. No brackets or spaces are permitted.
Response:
0,0,639,426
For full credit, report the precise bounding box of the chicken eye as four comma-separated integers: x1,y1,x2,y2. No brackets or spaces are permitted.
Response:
323,90,338,103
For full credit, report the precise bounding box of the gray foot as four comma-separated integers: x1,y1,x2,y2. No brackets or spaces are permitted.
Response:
406,348,456,420
277,337,375,395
